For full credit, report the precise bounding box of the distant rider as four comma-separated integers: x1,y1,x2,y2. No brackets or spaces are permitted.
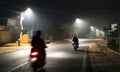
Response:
72,36,79,48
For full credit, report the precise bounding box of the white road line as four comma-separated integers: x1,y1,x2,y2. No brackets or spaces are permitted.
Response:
7,62,28,72
81,49,87,72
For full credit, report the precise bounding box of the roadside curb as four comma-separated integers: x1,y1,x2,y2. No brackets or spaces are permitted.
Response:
107,48,120,56
0,48,29,55
0,42,56,55
0,42,31,53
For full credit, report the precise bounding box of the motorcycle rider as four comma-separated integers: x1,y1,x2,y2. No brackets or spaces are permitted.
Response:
72,36,79,48
31,30,47,64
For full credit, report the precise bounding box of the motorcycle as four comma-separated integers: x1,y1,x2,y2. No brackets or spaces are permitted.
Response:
29,48,46,71
72,41,79,51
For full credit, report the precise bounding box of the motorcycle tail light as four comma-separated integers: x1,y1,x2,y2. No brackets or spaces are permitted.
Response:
31,52,38,56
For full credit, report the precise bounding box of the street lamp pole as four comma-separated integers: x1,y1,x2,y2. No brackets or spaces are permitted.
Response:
18,8,33,46
74,18,82,38
18,12,24,46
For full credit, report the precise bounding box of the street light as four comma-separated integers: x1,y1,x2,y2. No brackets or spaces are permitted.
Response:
72,18,83,38
90,26,105,38
75,18,84,27
90,26,95,32
90,26,96,38
18,8,32,46
75,18,82,24
25,8,33,17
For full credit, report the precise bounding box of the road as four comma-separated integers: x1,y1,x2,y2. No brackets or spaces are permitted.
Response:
4,39,120,72
0,39,93,72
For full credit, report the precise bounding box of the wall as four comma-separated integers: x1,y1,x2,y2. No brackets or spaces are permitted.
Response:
0,31,12,43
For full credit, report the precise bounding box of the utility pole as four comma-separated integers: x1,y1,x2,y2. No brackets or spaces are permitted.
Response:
18,12,23,46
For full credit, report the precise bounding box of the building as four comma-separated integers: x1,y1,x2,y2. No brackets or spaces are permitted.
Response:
104,23,120,52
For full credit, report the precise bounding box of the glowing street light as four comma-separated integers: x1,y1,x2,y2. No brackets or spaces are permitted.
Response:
75,18,81,24
90,26,95,31
90,26,104,38
73,18,83,37
75,18,83,26
24,8,33,17
90,26,95,38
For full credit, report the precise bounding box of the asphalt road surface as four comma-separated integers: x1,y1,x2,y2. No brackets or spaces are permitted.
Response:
0,39,93,72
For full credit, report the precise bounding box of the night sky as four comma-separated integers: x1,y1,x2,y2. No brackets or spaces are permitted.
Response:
0,0,120,30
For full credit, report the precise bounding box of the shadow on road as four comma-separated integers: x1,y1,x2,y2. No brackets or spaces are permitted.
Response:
76,49,88,53
76,49,103,54
88,51,103,54
33,68,47,72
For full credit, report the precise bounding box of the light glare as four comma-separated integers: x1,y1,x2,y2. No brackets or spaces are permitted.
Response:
75,18,82,24
25,8,33,16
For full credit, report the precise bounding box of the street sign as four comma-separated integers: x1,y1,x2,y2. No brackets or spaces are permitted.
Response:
7,18,16,26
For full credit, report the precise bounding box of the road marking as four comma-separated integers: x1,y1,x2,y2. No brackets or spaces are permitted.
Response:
81,49,87,72
7,62,28,72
